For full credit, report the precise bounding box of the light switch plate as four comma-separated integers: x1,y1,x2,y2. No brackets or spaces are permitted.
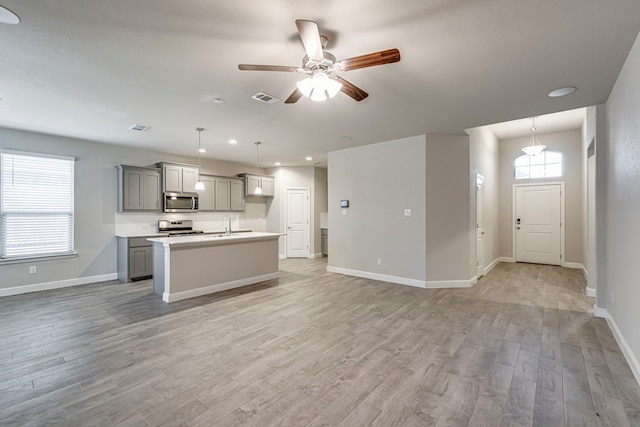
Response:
342,209,347,216
404,209,412,217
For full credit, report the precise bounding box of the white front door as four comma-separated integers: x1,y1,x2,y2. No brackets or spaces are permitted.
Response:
286,188,310,258
515,184,562,265
476,174,485,278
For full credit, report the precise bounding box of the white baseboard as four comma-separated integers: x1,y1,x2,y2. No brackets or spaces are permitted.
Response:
308,253,323,259
326,266,474,289
586,287,597,298
594,307,640,386
499,257,516,263
0,273,118,298
562,261,585,270
427,279,473,289
163,272,279,303
594,305,607,318
484,258,501,275
278,254,287,259
470,275,478,285
327,266,427,288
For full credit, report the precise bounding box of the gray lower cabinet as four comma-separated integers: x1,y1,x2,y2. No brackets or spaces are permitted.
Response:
117,236,153,282
117,165,161,212
321,228,328,256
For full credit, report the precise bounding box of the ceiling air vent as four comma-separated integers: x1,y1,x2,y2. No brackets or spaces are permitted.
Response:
251,92,281,104
130,124,151,132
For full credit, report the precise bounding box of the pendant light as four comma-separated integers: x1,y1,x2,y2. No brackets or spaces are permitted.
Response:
194,127,205,191
522,117,546,156
254,141,263,195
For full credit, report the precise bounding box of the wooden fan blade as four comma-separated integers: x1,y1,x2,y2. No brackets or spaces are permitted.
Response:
284,88,303,104
238,64,299,72
295,20,324,61
337,48,401,71
334,76,368,101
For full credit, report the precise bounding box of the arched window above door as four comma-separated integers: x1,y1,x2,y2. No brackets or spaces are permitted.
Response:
515,151,562,179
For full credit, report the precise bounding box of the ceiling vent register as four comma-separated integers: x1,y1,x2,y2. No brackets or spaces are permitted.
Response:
130,124,151,132
252,92,281,104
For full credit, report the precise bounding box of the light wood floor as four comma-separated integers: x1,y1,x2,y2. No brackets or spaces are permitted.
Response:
1,259,639,426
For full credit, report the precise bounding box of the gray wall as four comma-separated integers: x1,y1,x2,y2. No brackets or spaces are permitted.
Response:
328,135,427,282
266,166,327,258
602,30,640,372
0,127,267,290
313,167,328,255
498,130,584,265
469,126,500,277
425,134,471,282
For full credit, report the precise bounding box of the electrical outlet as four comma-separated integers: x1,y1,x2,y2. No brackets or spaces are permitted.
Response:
341,209,347,216
377,258,382,266
29,265,37,274
404,209,412,217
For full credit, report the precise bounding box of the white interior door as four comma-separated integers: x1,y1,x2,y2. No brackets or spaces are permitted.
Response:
286,188,309,258
476,174,485,278
515,184,562,265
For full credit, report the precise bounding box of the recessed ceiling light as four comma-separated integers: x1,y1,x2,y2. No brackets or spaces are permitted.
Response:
228,139,237,145
210,97,225,104
305,156,313,161
548,86,577,97
0,5,20,24
198,148,206,153
338,136,352,143
275,162,281,166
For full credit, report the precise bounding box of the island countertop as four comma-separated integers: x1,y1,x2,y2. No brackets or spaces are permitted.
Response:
147,231,282,247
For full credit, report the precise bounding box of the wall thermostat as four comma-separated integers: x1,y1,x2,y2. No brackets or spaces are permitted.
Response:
340,200,349,208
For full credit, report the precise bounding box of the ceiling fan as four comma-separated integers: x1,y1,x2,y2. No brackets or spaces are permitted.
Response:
238,20,401,103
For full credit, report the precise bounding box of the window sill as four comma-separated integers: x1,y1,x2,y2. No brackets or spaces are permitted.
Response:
0,252,78,265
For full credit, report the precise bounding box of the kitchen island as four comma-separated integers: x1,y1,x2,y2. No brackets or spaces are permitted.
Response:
147,232,281,303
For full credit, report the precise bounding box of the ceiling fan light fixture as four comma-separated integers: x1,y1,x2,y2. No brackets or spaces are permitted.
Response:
297,71,342,102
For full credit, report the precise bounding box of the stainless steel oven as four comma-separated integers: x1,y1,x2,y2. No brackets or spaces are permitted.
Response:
163,192,199,213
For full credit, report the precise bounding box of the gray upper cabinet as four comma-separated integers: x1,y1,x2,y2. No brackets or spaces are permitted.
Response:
117,165,161,212
215,178,231,211
197,174,245,212
158,162,200,193
197,175,215,211
240,173,274,197
230,179,245,211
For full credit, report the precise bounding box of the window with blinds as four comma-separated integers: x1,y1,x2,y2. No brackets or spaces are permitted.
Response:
1,150,75,259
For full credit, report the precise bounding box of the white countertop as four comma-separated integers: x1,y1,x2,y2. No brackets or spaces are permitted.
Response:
147,231,282,247
116,229,253,238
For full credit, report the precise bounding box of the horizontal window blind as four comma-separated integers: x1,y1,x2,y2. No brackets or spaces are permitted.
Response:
1,151,75,259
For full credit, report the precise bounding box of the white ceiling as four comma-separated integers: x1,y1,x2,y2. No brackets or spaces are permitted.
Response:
484,107,587,140
0,1,639,167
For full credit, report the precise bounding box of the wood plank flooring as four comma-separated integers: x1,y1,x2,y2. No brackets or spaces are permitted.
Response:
1,259,639,426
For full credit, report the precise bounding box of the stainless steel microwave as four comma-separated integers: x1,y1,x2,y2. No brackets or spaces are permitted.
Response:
163,192,199,213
